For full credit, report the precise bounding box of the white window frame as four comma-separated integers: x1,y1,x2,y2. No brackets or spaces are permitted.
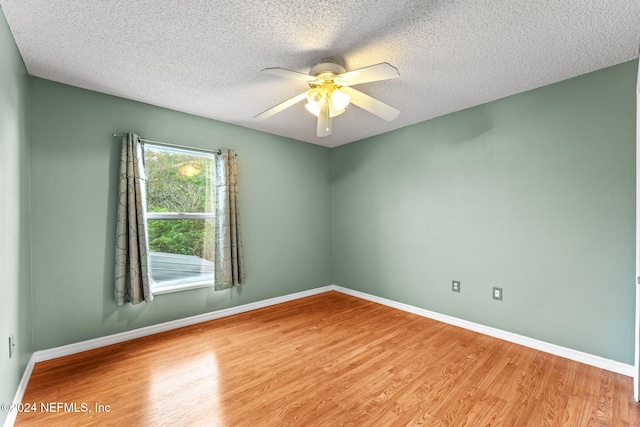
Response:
143,144,215,295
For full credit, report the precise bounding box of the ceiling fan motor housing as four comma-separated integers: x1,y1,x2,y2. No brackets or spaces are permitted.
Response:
309,59,346,78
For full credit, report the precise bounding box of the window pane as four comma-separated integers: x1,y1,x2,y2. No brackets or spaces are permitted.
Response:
147,218,214,289
144,146,214,213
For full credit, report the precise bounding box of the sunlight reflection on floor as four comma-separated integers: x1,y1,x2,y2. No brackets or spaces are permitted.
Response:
146,351,223,425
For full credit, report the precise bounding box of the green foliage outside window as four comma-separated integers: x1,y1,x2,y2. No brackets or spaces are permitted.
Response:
144,147,214,261
147,219,210,257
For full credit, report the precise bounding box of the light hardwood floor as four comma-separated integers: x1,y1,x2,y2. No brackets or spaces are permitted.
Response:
15,291,640,426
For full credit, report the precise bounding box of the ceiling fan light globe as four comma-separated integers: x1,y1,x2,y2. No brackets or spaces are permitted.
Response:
331,88,350,111
307,89,325,105
305,102,321,117
328,102,345,118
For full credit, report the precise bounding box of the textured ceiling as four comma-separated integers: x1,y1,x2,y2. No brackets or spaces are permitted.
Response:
1,1,639,147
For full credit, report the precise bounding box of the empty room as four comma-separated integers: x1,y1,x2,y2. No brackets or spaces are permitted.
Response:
1,1,639,426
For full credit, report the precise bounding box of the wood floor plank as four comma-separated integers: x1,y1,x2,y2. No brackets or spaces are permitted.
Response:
14,291,640,426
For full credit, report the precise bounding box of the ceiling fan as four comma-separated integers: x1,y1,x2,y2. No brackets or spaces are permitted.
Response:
255,59,400,137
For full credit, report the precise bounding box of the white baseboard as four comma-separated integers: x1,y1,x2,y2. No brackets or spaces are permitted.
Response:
3,355,36,427
5,283,634,427
331,285,634,377
34,286,333,363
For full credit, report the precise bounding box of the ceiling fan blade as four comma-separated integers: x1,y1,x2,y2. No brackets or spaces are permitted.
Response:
317,103,332,137
255,91,308,121
262,67,321,83
345,88,400,121
335,62,399,86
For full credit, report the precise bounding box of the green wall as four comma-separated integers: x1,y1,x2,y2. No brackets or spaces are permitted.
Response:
29,78,332,350
332,60,637,364
0,6,32,426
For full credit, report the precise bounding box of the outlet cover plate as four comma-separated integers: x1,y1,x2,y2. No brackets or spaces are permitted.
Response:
493,287,503,301
8,334,14,358
452,280,461,292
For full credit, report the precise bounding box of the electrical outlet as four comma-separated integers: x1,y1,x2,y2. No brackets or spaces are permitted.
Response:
493,287,503,301
8,334,15,358
452,280,461,293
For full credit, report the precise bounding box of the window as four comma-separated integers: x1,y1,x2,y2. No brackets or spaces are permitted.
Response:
143,144,215,294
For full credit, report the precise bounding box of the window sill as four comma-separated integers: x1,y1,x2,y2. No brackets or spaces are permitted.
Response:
152,281,214,296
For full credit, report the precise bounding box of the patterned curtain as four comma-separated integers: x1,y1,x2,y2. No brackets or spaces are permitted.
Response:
114,133,153,305
214,149,245,290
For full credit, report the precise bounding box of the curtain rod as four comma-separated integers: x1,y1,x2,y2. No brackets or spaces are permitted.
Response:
112,133,227,156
